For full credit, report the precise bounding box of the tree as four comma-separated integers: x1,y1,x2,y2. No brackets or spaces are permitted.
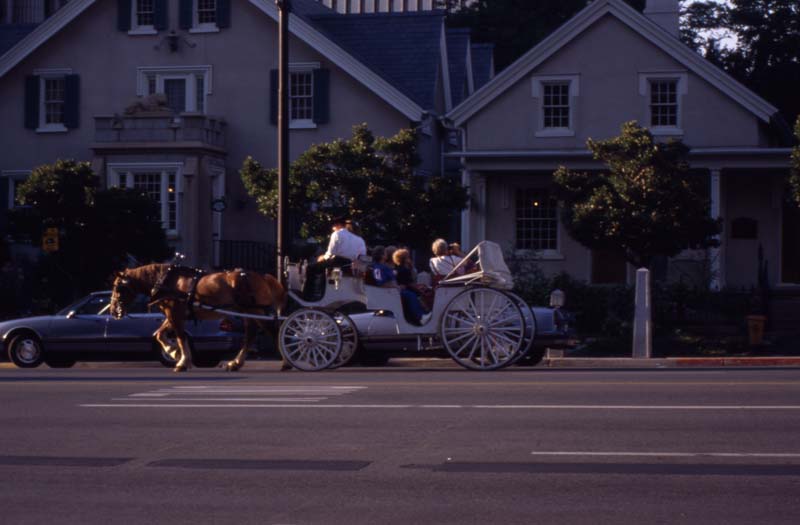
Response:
240,124,468,253
682,0,800,125
444,0,645,71
9,160,170,308
553,121,721,269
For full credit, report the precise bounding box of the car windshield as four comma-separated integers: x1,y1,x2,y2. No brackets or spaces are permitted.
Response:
57,292,152,316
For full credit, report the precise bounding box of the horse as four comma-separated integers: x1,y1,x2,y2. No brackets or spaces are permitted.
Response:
110,263,286,372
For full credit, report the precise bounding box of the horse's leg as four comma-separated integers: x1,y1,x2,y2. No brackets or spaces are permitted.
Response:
225,318,256,372
153,318,179,360
171,315,192,372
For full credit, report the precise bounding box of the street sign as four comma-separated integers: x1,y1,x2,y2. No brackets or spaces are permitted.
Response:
42,228,59,252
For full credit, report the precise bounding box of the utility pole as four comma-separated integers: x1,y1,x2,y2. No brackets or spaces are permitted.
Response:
276,0,290,286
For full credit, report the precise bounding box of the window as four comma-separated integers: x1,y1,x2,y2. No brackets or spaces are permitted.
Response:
109,164,182,235
531,75,579,137
138,66,211,114
639,72,687,135
43,77,65,126
290,70,314,123
650,80,677,127
131,0,156,33
25,69,78,132
2,171,31,210
542,82,570,129
515,189,558,252
196,0,216,24
270,65,329,127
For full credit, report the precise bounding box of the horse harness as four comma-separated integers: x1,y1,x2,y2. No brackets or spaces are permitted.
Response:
150,265,207,318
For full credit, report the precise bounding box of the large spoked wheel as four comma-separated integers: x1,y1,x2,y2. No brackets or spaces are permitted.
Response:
279,309,343,371
440,287,525,371
504,291,537,365
327,312,359,369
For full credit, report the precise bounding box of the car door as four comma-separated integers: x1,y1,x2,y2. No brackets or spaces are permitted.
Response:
45,294,111,352
102,295,165,353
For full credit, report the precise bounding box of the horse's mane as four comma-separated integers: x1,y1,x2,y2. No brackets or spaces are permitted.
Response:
123,263,169,292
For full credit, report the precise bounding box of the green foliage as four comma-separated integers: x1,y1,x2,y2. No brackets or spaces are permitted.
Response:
444,0,644,71
683,0,800,125
8,160,170,309
240,124,468,252
553,121,721,269
790,116,800,207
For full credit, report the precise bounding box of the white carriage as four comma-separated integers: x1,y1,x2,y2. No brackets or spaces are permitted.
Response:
279,241,538,371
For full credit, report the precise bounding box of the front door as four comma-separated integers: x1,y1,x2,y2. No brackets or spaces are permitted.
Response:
782,201,800,284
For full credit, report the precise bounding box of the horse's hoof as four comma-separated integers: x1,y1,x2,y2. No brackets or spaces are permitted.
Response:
224,362,240,372
173,364,188,373
280,362,292,371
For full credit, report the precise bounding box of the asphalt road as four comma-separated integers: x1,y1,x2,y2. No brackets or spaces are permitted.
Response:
1,366,799,524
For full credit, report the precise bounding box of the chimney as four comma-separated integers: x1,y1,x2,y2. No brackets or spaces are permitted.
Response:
644,0,680,38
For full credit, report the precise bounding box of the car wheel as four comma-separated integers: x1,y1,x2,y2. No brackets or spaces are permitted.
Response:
7,334,45,368
45,358,77,368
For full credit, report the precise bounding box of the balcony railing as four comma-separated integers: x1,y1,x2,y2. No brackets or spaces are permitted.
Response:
94,114,226,150
315,0,469,14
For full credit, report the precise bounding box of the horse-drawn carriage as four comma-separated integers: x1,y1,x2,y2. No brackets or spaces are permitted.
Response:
279,241,542,371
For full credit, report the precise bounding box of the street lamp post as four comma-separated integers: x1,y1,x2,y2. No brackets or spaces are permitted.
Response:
276,0,290,286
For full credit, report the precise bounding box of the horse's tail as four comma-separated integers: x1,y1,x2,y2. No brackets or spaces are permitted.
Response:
265,273,288,312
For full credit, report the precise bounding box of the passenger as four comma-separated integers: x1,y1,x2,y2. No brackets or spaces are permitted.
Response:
369,246,395,287
429,238,464,280
392,248,431,325
384,245,398,270
302,216,366,300
346,219,367,257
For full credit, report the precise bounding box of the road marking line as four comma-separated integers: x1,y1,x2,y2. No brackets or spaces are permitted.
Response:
113,397,326,402
529,451,800,458
81,403,800,410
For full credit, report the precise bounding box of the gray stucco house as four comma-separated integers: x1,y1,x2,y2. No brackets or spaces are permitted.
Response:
0,0,490,268
446,0,797,295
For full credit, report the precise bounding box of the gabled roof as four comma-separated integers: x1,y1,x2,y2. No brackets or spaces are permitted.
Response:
0,0,428,121
447,0,779,126
446,28,471,107
309,11,445,110
470,43,494,91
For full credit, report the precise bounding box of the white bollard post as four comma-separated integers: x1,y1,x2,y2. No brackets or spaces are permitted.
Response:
632,268,652,359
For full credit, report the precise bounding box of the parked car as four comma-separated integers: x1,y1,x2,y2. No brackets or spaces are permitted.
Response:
1,291,243,368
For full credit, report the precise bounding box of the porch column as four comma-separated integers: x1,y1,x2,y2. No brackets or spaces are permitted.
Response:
474,173,487,245
710,168,725,290
460,167,471,248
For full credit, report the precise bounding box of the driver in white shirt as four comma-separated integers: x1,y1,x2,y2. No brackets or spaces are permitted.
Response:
302,216,366,299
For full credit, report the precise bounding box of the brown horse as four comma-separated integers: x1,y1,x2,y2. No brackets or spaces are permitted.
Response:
110,263,286,372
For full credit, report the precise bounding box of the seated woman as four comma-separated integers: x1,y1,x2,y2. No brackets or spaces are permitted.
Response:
392,248,431,325
368,246,395,287
429,238,464,284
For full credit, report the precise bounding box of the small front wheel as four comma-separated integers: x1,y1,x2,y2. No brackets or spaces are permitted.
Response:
279,309,342,371
7,334,45,368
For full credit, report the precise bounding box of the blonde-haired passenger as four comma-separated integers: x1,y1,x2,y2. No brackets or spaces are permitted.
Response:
429,238,464,278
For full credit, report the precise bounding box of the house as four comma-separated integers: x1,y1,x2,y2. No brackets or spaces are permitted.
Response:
0,0,491,270
446,0,797,294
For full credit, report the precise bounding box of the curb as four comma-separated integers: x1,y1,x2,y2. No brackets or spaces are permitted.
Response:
544,357,800,368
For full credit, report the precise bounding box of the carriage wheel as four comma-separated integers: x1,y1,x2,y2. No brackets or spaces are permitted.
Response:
440,287,525,371
504,291,537,365
279,309,342,371
327,312,359,369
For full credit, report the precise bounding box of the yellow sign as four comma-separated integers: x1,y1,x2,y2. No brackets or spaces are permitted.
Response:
42,229,59,252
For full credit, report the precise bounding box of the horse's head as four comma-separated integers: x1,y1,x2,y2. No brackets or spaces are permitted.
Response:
110,271,136,320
